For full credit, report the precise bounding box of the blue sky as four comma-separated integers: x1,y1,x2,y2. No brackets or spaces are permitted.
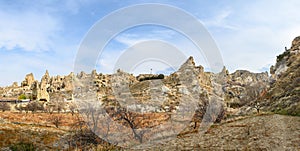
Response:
1,0,300,86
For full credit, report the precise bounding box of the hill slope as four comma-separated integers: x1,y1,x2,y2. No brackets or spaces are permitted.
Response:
265,36,300,116
142,114,300,150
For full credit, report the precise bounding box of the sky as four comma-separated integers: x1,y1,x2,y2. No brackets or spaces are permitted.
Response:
1,0,300,86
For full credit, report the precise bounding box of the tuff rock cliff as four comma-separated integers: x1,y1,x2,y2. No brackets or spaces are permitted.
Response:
264,36,300,115
1,58,269,107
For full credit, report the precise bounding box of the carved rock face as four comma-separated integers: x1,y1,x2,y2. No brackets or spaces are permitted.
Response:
21,73,35,87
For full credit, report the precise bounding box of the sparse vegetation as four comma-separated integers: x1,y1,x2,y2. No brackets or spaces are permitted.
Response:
0,102,11,112
26,101,44,114
0,36,300,150
49,115,63,128
9,142,35,151
112,107,146,143
69,103,77,116
276,50,290,62
9,142,36,151
18,94,27,100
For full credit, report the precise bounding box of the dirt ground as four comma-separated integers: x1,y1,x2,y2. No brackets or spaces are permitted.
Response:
0,112,299,150
142,114,300,150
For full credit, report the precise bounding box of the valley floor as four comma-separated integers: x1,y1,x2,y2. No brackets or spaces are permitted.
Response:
0,112,299,150
146,114,300,150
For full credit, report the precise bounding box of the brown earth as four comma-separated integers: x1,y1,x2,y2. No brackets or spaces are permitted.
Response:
0,112,299,150
138,114,300,150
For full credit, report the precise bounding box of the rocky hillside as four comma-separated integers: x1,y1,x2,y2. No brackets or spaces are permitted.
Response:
264,36,300,116
0,37,300,150
1,37,300,118
1,58,270,121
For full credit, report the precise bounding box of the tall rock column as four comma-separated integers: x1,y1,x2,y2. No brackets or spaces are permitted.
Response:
38,70,50,101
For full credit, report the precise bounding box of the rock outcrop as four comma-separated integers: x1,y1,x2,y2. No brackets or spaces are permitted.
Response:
38,71,50,101
0,57,270,112
264,36,300,116
21,73,35,87
223,70,269,109
1,37,299,117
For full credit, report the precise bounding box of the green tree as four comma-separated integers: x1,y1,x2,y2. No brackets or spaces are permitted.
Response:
18,94,27,100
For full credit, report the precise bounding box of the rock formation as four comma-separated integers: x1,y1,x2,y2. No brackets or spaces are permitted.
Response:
0,36,299,117
21,73,35,87
0,57,269,111
264,36,300,116
38,71,50,101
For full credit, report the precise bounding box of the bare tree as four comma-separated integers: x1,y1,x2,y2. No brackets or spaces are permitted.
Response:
69,103,77,116
45,104,54,114
111,107,145,143
45,100,67,114
68,114,117,150
53,100,66,113
0,102,11,112
26,101,43,114
49,115,63,128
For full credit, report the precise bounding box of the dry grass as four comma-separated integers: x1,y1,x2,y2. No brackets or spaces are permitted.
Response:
0,111,80,150
0,111,78,129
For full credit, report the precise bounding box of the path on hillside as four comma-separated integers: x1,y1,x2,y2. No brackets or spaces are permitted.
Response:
135,114,300,150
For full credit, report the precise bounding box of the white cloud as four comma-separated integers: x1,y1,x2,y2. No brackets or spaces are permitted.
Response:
202,9,238,30
2,0,300,86
203,1,300,73
0,10,61,52
115,29,177,46
98,28,212,74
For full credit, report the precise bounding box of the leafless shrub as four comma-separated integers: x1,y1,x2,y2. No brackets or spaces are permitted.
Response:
45,100,67,114
26,101,43,114
49,115,63,128
67,114,118,150
69,103,77,116
111,107,146,143
45,104,54,114
53,100,66,113
0,102,11,112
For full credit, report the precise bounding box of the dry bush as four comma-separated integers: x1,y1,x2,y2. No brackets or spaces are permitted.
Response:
66,114,119,150
69,103,77,116
9,142,35,151
26,101,44,114
111,107,146,143
49,115,63,128
0,102,11,112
